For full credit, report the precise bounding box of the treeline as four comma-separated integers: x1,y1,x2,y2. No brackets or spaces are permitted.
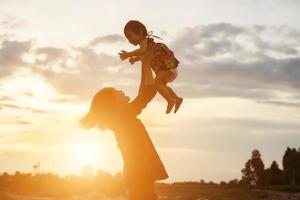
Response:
0,146,299,196
170,146,300,190
0,170,125,197
240,147,300,187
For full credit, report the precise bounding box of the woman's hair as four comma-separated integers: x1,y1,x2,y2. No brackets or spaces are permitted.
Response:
80,87,117,131
124,20,148,37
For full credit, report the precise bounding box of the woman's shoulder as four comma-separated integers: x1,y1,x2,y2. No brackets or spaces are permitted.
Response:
119,103,135,117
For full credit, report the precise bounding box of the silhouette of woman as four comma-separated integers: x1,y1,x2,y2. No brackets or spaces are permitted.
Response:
80,44,169,200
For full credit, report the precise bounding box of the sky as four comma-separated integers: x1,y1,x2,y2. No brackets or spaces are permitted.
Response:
0,0,300,183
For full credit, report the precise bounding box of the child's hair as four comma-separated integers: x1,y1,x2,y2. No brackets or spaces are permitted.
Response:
124,20,148,37
80,87,117,131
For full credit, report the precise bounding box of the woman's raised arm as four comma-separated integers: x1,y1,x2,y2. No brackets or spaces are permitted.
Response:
129,43,158,116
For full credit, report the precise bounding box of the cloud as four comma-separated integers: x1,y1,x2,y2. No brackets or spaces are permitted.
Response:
0,33,11,40
252,34,298,55
0,17,26,29
0,103,48,114
171,23,245,58
171,23,300,60
47,96,81,104
10,120,32,125
89,34,125,46
0,118,32,125
203,117,300,130
0,36,136,100
154,116,300,134
256,100,300,107
35,47,68,65
1,23,299,106
23,92,34,97
31,46,137,100
176,57,300,97
0,95,14,101
0,103,21,109
169,23,300,104
0,39,31,78
154,116,300,156
29,108,47,114
30,23,300,105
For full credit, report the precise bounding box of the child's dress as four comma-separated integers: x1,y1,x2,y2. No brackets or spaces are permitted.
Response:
147,38,179,74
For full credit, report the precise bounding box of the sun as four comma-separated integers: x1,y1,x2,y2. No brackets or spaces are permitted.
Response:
72,143,97,165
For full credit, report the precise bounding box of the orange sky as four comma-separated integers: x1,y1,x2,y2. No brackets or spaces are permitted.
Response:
0,0,300,183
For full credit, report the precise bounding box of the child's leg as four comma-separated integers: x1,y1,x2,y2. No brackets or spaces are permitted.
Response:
155,70,176,114
164,68,183,113
165,86,180,100
165,86,183,113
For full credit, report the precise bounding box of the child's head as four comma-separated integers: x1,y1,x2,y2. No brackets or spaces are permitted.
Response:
80,87,130,131
124,20,147,46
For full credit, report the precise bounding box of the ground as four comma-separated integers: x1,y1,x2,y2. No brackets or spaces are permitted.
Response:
1,184,300,200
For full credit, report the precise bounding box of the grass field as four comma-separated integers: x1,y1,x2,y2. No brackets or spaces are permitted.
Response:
1,184,300,200
156,184,300,200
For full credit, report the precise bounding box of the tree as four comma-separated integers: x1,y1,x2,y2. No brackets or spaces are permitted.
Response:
241,159,254,185
33,162,40,175
283,147,300,185
241,149,265,187
265,161,284,185
228,179,239,187
251,150,265,186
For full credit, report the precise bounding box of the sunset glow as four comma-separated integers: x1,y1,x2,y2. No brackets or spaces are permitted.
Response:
71,143,98,165
0,0,299,184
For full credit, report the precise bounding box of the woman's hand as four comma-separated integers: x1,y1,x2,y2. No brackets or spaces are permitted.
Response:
143,43,157,65
118,50,129,61
142,43,158,85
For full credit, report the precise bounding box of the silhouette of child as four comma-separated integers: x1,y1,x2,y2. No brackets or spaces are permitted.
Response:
119,20,183,114
80,47,168,200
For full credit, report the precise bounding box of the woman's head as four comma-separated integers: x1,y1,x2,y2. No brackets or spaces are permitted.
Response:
80,87,130,131
124,20,147,46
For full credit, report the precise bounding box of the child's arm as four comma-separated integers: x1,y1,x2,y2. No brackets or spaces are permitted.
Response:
128,38,148,57
119,39,148,60
129,56,142,65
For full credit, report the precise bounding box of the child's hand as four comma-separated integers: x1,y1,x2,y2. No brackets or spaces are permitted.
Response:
118,50,129,61
129,57,137,65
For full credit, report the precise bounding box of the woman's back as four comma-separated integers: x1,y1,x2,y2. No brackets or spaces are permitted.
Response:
109,95,169,186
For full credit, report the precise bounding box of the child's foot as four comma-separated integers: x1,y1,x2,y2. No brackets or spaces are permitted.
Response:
166,100,176,114
174,97,183,113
